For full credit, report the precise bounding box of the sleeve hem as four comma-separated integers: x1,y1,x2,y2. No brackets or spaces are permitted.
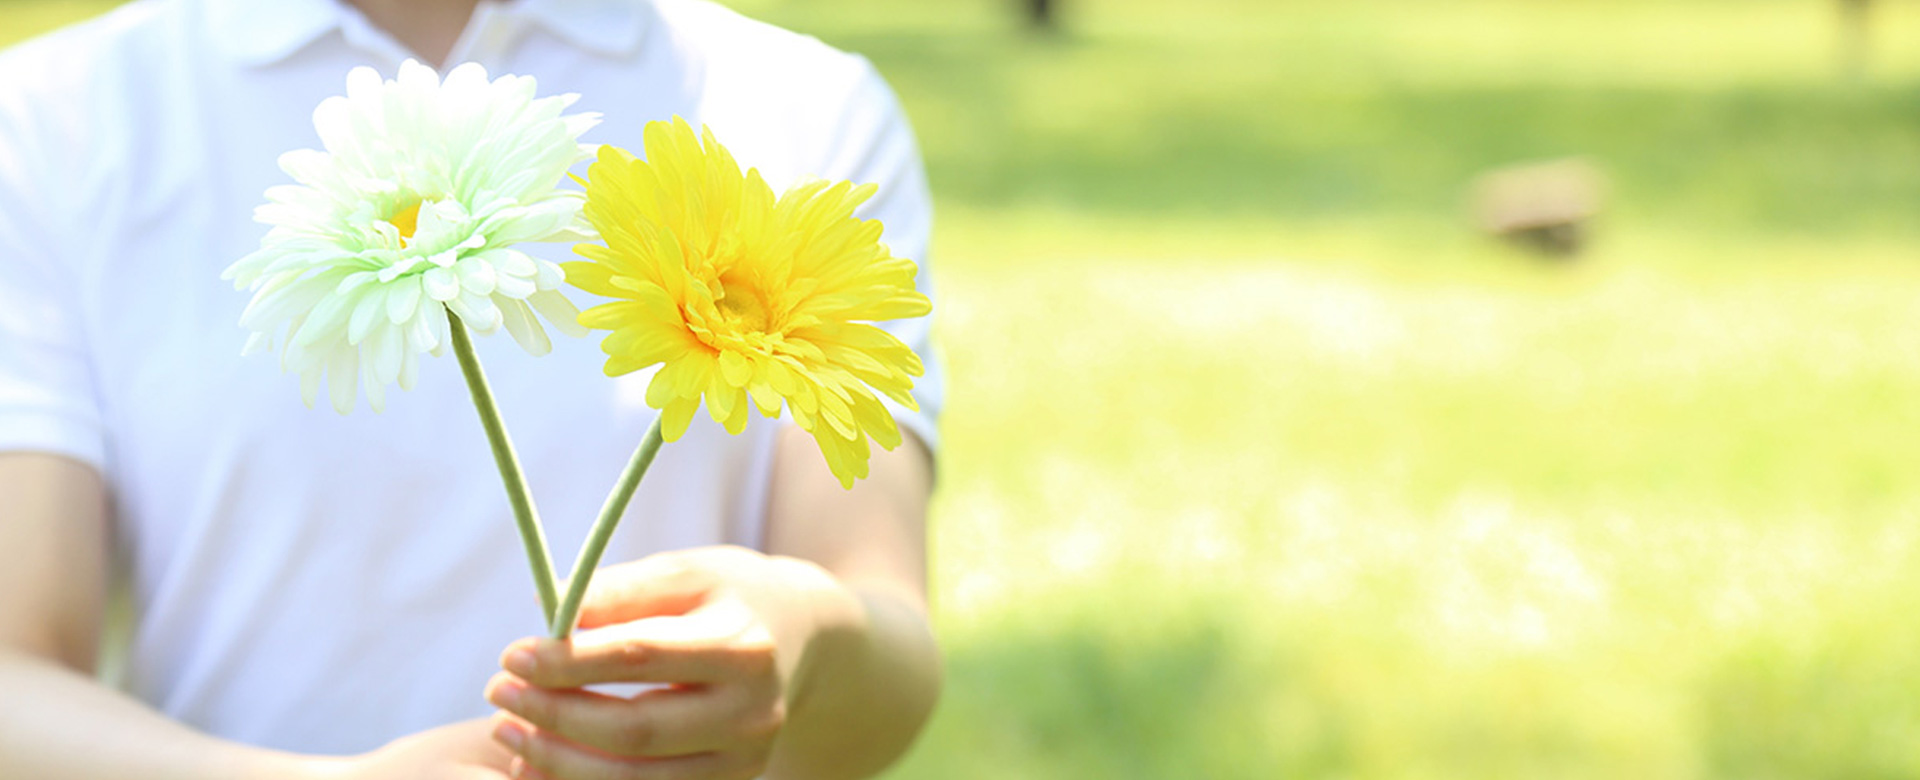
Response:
0,410,106,471
886,400,939,458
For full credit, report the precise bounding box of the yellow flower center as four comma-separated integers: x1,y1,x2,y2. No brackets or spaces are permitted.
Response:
716,274,774,334
386,201,422,248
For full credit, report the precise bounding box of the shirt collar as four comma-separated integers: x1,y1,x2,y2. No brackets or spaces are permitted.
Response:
510,0,651,58
202,0,651,68
202,0,344,67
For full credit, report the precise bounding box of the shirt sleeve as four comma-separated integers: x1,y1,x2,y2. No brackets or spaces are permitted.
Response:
818,57,945,456
0,97,107,469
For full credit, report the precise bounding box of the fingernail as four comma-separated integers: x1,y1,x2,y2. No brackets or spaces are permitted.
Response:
493,720,527,751
505,648,538,677
489,679,523,710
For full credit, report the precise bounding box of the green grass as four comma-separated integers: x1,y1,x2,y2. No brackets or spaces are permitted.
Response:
11,0,1920,776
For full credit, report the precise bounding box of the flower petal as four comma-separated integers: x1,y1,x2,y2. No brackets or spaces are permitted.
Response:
455,256,497,295
660,396,700,442
717,350,752,387
449,290,502,333
529,289,588,338
327,346,359,414
347,285,387,345
423,266,460,301
386,276,423,323
497,297,552,356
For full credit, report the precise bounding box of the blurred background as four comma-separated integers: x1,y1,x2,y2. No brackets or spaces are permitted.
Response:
10,0,1920,776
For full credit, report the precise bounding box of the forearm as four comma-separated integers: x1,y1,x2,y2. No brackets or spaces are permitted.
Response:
759,426,941,778
765,572,942,780
0,649,334,780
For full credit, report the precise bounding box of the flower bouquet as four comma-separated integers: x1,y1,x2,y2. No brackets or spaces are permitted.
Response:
224,61,930,638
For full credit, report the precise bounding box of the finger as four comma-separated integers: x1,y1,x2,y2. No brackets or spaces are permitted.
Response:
468,729,519,774
574,551,736,630
503,598,772,688
487,674,779,758
507,757,545,780
493,716,741,780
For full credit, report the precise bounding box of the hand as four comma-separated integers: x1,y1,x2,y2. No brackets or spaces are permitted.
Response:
325,719,515,780
484,546,853,780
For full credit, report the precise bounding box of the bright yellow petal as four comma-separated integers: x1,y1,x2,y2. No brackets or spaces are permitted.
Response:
659,395,700,442
746,377,782,417
848,390,902,451
721,391,751,435
811,426,869,490
717,349,753,387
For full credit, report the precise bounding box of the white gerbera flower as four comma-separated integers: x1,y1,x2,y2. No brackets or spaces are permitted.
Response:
224,60,599,413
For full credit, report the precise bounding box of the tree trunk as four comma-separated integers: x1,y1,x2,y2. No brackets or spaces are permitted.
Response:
1840,0,1872,79
1026,0,1058,31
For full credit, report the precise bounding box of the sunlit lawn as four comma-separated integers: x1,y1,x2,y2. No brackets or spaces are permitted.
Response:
10,0,1920,776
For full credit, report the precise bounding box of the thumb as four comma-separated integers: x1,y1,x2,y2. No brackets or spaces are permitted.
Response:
574,552,720,630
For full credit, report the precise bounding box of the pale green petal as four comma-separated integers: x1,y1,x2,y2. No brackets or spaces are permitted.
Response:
497,297,552,356
529,289,587,338
423,266,460,301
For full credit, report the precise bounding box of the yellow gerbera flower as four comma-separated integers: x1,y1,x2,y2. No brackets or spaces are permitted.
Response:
565,118,931,488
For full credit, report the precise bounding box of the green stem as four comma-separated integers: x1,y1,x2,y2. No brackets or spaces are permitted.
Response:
446,311,561,624
552,416,667,639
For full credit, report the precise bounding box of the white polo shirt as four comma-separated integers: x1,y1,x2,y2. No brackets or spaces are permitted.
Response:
0,0,940,755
